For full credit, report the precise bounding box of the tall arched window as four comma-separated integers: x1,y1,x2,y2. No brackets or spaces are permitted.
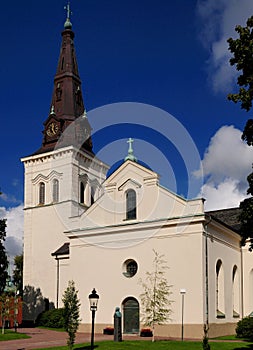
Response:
80,181,85,204
39,182,45,205
91,186,95,205
126,189,136,220
216,259,225,318
80,179,91,206
232,265,240,317
52,179,59,203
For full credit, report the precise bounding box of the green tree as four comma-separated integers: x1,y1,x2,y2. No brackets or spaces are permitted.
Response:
227,16,253,113
0,213,8,294
13,254,23,296
139,250,173,342
62,280,80,350
228,16,253,249
0,294,17,334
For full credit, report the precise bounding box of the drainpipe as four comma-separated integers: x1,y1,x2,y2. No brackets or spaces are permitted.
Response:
55,256,60,309
204,215,212,333
240,246,244,318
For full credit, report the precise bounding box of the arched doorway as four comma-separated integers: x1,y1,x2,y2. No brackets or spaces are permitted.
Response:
122,297,139,334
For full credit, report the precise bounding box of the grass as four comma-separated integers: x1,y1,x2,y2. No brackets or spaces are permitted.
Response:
38,326,66,332
0,329,30,341
34,339,253,350
213,335,240,340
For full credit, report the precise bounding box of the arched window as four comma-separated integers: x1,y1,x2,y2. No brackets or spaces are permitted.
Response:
39,182,45,205
232,265,240,317
91,186,95,205
52,179,59,203
216,259,225,318
122,297,139,334
126,189,136,220
80,182,85,204
80,177,91,206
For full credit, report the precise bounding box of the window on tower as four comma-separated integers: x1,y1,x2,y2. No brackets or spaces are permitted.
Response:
91,186,95,205
52,179,59,203
39,182,45,205
61,57,65,70
126,189,136,220
80,181,85,204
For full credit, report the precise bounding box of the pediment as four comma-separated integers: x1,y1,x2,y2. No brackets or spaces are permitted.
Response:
118,178,142,191
106,160,158,184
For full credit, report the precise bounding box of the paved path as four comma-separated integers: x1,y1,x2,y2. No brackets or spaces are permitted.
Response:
0,328,245,350
0,328,113,350
0,328,150,350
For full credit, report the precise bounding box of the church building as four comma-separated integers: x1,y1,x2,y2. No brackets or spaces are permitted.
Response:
21,6,253,339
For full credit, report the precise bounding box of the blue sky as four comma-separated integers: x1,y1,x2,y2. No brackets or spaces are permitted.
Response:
1,0,253,259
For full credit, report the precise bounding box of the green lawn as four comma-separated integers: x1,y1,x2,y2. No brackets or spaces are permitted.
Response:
0,329,30,341
34,340,253,350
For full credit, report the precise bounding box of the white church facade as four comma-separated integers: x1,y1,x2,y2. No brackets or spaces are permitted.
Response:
21,7,253,339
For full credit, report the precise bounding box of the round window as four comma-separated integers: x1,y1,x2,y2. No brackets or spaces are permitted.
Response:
123,259,138,278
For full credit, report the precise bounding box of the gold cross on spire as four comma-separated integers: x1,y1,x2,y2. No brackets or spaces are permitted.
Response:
64,1,72,29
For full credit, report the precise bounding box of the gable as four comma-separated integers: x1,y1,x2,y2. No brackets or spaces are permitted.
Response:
72,159,204,230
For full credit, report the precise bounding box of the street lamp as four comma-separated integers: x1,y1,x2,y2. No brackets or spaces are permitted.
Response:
89,288,99,350
180,289,186,341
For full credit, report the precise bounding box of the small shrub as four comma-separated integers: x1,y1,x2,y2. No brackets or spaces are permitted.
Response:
36,308,65,328
236,316,253,340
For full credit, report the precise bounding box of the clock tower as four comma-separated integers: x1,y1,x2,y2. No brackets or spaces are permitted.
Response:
36,2,92,155
21,3,109,318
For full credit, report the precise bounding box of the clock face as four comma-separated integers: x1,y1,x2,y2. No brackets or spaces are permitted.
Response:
46,122,59,137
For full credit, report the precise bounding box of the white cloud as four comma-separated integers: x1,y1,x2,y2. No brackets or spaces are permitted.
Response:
0,192,22,204
195,125,253,210
0,204,24,263
201,179,247,211
196,0,253,93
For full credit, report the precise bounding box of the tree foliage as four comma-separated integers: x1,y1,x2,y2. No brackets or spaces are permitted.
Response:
36,308,65,328
13,254,23,296
236,316,253,340
139,250,173,341
0,218,8,295
0,294,18,334
239,170,253,248
62,280,80,350
228,16,253,114
228,16,253,249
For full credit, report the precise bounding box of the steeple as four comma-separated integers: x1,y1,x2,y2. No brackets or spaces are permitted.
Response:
36,2,93,154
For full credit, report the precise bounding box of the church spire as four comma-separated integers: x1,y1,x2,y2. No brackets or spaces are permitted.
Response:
36,3,93,154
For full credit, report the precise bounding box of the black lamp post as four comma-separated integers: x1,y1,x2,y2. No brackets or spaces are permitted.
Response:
180,288,186,341
89,288,99,350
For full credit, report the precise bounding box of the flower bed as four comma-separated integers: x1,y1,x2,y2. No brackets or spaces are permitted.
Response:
140,328,153,337
103,326,114,335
